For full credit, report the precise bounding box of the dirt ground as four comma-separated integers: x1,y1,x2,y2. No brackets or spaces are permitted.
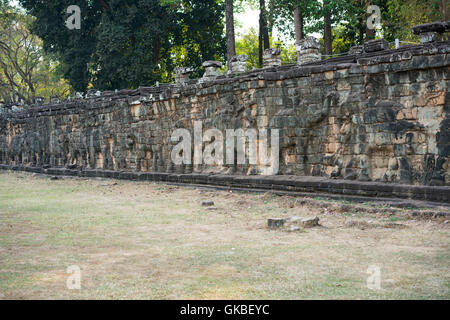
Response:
0,171,449,299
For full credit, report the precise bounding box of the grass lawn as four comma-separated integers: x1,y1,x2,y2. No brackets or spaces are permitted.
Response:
0,171,449,299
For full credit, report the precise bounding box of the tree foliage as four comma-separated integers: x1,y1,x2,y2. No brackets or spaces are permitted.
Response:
382,0,445,43
267,0,446,55
19,0,226,91
0,2,71,104
236,26,296,69
2,0,445,98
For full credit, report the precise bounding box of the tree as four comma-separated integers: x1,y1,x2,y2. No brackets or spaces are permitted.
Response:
323,0,332,55
225,0,236,64
169,0,226,79
236,27,260,68
441,0,449,20
258,0,270,66
19,0,226,91
0,2,71,104
20,0,103,92
236,27,296,69
382,0,443,43
93,0,178,89
268,0,320,44
293,4,303,43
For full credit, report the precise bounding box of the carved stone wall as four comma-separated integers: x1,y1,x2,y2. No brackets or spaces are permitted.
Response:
1,41,449,186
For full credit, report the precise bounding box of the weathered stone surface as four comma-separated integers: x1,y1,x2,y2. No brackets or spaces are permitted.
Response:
202,200,215,207
268,216,321,231
1,164,449,202
202,61,223,79
268,218,286,229
300,216,320,228
363,39,389,53
286,216,320,228
349,45,364,55
296,37,321,65
203,60,223,68
287,225,302,232
230,54,248,73
412,21,449,35
418,32,443,44
174,67,194,84
412,21,449,44
0,40,449,191
264,48,282,67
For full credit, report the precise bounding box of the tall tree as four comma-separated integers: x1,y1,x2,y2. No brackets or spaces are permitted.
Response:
267,0,276,37
382,0,442,43
174,0,226,79
0,2,70,104
293,4,304,43
323,0,333,55
225,0,236,64
20,0,103,91
258,0,270,67
20,0,226,91
365,0,375,40
93,0,177,89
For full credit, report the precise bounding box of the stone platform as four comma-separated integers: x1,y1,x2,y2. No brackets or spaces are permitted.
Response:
1,165,448,204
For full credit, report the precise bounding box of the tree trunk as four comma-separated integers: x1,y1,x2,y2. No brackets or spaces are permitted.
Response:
442,0,449,40
358,23,364,44
260,0,270,49
226,0,236,64
293,5,304,44
152,38,161,65
323,1,332,56
356,0,364,44
267,0,275,37
441,0,449,20
259,19,263,67
259,0,270,67
365,0,374,41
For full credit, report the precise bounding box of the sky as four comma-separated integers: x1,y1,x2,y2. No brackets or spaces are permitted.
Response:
235,7,260,36
235,6,294,45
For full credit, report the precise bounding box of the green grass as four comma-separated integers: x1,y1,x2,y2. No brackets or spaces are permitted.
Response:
0,171,449,300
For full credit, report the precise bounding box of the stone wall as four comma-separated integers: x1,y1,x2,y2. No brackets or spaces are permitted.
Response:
1,41,449,187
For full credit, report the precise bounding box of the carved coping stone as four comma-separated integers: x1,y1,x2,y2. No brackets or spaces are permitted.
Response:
202,60,223,68
264,48,282,67
264,48,282,57
50,95,60,103
34,97,45,105
296,36,320,51
296,37,321,65
174,67,194,84
86,89,101,98
348,45,364,55
202,60,223,78
230,54,248,63
412,21,450,35
229,54,248,73
174,66,194,75
412,21,450,44
363,39,389,53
